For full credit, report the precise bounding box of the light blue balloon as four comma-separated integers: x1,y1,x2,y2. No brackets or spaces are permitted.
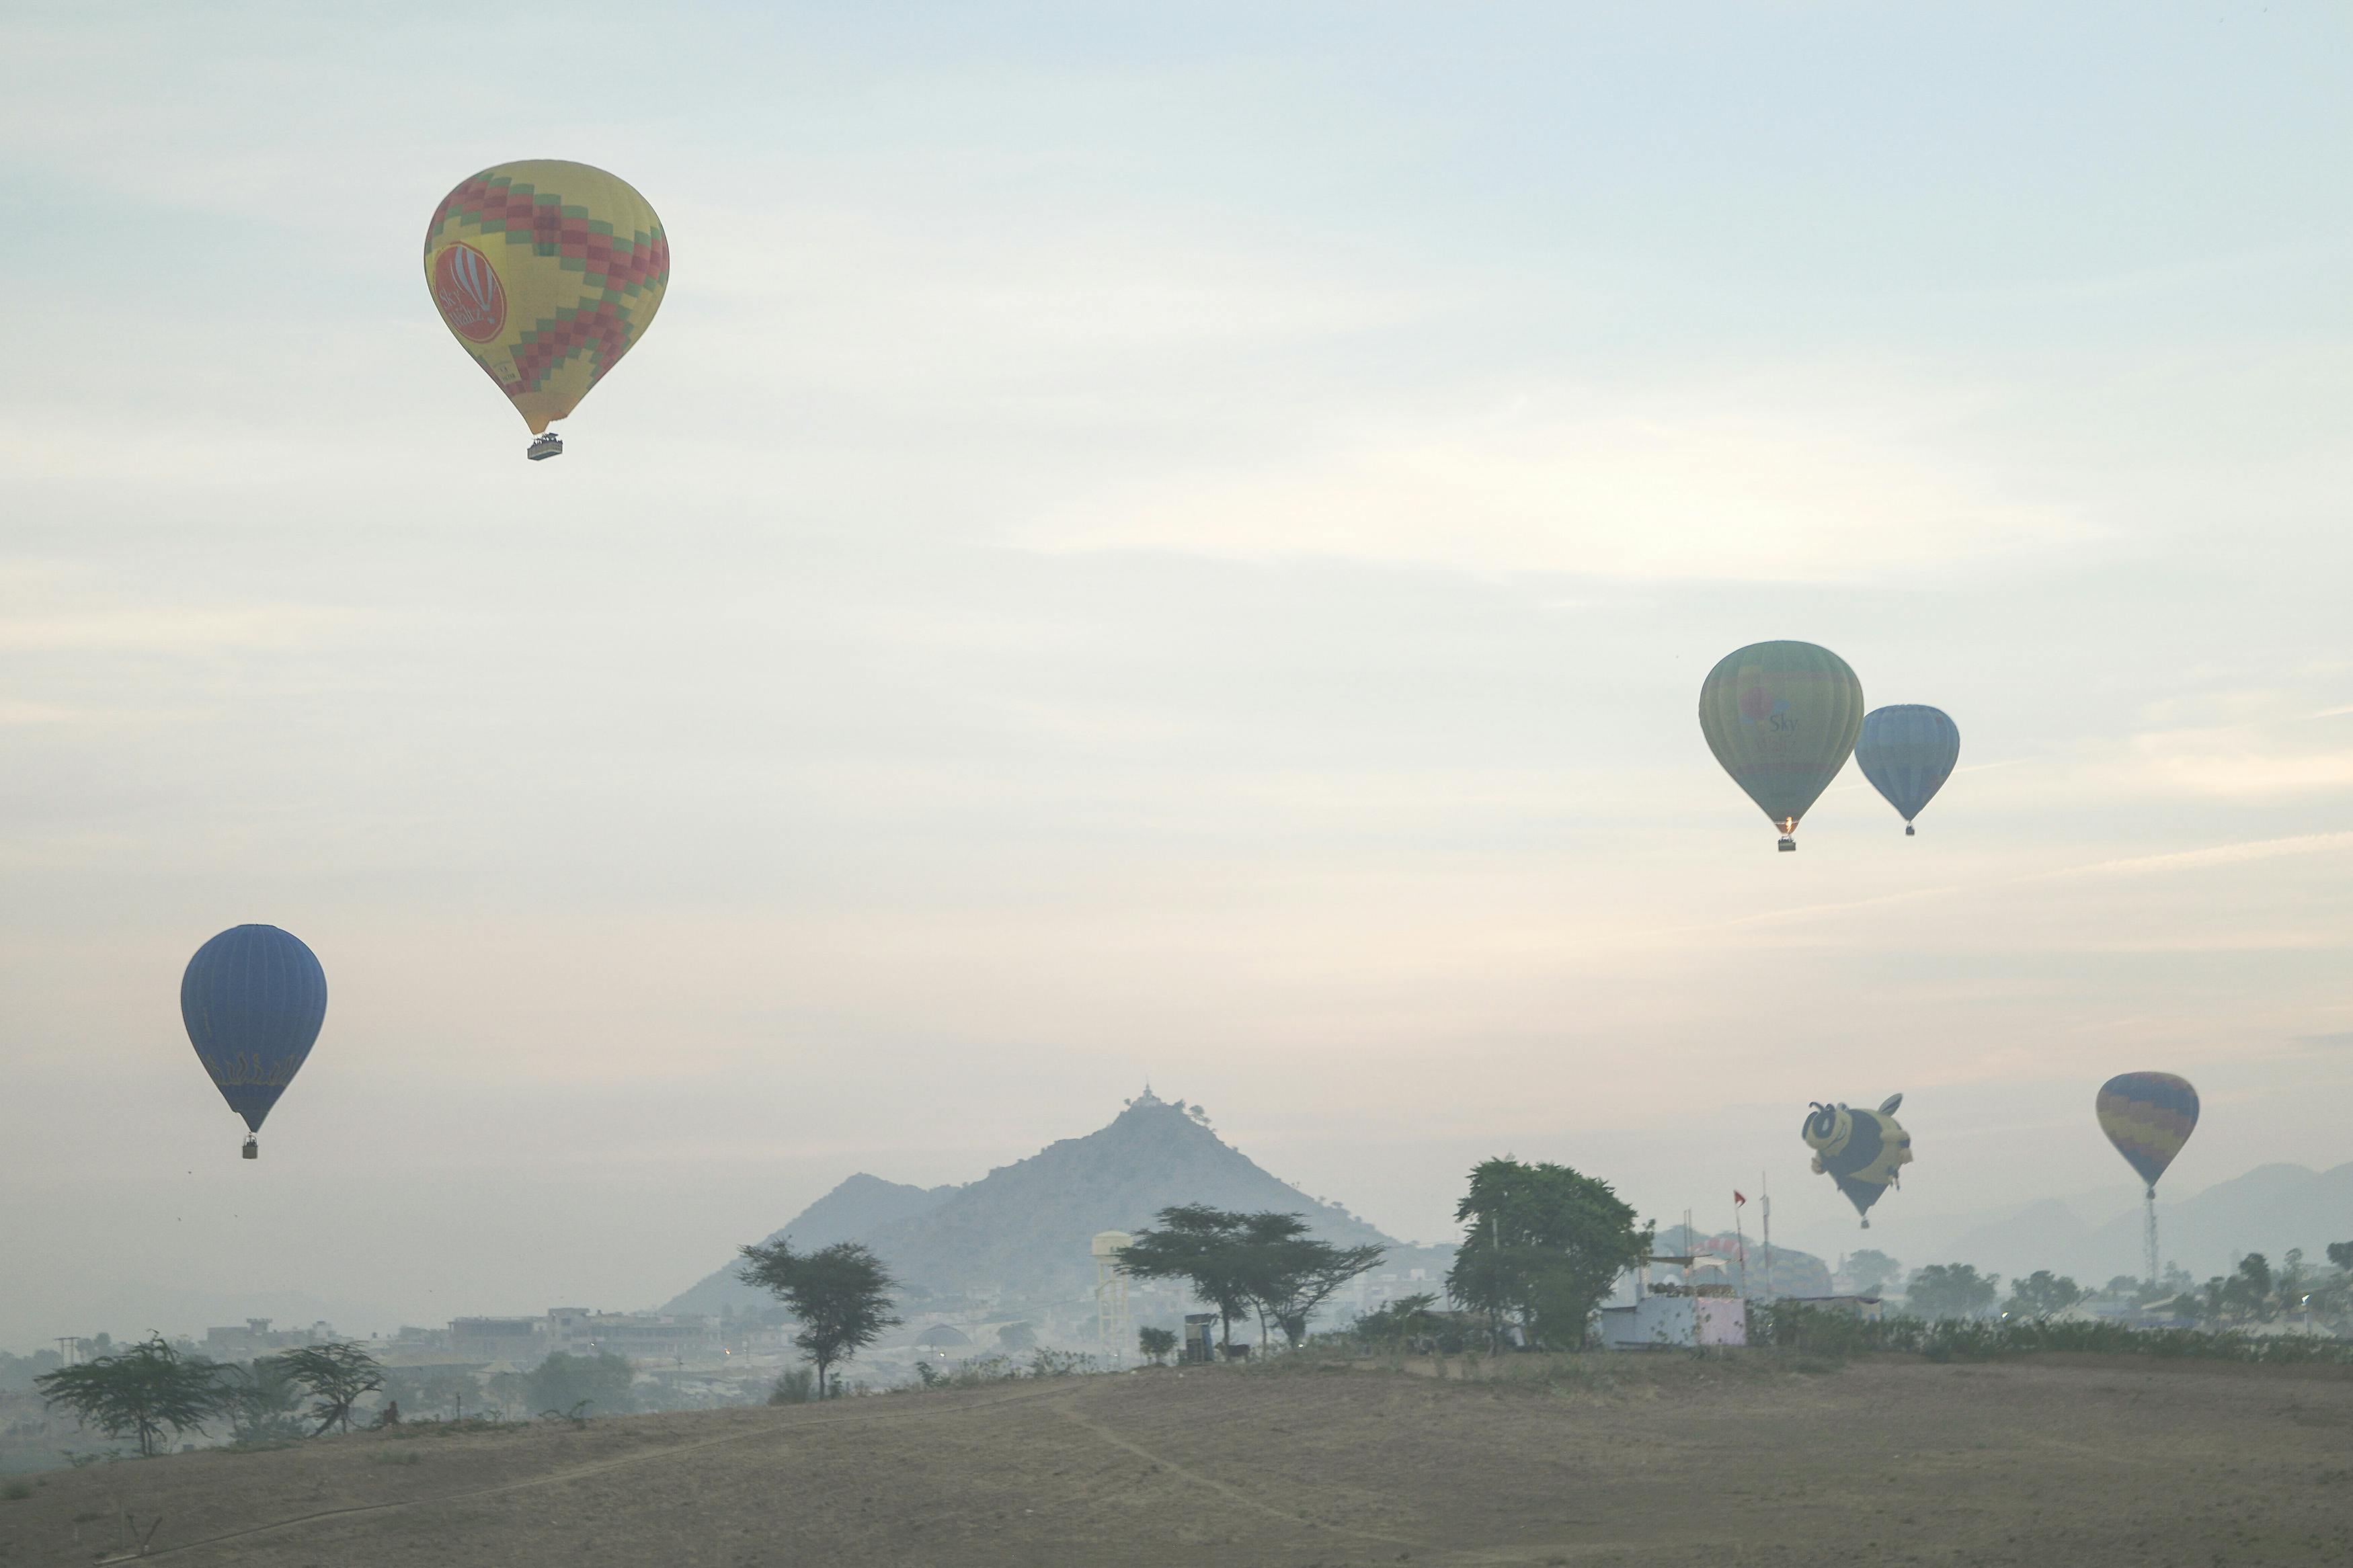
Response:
1854,705,1960,833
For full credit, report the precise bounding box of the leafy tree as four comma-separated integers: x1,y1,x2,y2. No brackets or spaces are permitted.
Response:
36,1335,232,1457
739,1239,903,1399
526,1352,637,1417
1903,1264,1999,1320
1845,1249,1903,1295
2327,1241,2353,1273
225,1356,307,1443
1136,1327,1177,1365
1352,1292,1447,1348
2007,1271,2085,1321
2103,1274,2144,1298
1445,1158,1650,1349
278,1342,386,1435
996,1321,1038,1352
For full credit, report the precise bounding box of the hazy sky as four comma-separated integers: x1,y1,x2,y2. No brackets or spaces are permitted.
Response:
5,2,2350,1345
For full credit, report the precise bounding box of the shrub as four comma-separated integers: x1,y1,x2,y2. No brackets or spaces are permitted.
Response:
768,1368,817,1405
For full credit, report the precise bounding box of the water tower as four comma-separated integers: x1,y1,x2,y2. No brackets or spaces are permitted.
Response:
1091,1230,1133,1359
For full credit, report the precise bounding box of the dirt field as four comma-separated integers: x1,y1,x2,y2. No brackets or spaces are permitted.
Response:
4,1352,2350,1567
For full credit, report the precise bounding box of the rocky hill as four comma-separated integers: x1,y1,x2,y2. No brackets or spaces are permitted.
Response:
662,1091,1443,1315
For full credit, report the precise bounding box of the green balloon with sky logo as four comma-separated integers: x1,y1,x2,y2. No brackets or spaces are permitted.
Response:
1698,641,1865,851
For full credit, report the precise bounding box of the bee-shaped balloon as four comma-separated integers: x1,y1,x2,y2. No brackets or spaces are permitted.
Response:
1802,1094,1913,1228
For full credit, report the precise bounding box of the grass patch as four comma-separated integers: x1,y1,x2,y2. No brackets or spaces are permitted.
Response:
369,1450,423,1467
3,1479,32,1501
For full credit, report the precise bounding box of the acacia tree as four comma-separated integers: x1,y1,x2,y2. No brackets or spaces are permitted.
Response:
739,1239,902,1399
1235,1212,1385,1347
1116,1206,1262,1350
36,1335,231,1457
278,1342,386,1435
1445,1158,1650,1349
1118,1206,1383,1351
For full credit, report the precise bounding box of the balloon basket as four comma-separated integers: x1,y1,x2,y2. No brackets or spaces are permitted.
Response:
1905,824,1915,836
527,433,563,462
242,1137,258,1160
1777,836,1796,852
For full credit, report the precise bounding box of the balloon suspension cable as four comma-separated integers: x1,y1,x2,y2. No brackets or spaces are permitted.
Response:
2144,1185,2159,1289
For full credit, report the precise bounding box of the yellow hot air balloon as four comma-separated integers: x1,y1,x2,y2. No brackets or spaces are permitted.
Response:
423,160,670,460
1698,640,1865,850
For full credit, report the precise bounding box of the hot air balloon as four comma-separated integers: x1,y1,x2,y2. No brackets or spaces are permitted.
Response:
2097,1071,2198,1285
1802,1094,1912,1227
1698,641,1865,851
424,161,671,460
182,925,328,1159
1855,704,1960,835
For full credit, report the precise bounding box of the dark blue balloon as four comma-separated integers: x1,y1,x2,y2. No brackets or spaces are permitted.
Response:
182,925,327,1133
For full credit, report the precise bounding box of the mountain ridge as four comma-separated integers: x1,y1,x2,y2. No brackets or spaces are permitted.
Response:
661,1092,1443,1316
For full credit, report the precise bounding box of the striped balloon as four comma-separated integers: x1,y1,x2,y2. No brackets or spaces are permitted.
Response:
1697,641,1865,848
2096,1072,2198,1193
182,925,328,1137
1854,704,1960,834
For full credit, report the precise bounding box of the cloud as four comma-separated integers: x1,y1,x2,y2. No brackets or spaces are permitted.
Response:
1015,383,2098,583
2029,831,2353,883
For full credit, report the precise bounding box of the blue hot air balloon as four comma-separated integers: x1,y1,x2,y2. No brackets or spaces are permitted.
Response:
1853,704,1960,835
182,925,327,1159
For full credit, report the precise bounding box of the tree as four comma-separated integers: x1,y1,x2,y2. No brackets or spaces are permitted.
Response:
1352,1293,1446,1348
2327,1241,2353,1273
996,1321,1038,1352
1903,1264,1999,1320
1445,1158,1650,1349
739,1238,903,1399
1232,1212,1385,1346
2007,1271,2085,1321
224,1356,307,1443
36,1335,232,1457
1845,1249,1903,1295
524,1352,636,1417
278,1342,386,1435
1115,1206,1264,1350
1136,1327,1177,1365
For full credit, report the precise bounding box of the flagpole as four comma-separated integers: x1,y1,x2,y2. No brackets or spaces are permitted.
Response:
1732,1190,1749,1301
1761,1171,1773,1303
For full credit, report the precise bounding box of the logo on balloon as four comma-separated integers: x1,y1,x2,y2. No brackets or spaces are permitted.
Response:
1738,685,1792,727
433,243,507,342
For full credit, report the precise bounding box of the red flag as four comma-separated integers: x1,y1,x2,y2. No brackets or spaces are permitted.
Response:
1733,1190,1747,1206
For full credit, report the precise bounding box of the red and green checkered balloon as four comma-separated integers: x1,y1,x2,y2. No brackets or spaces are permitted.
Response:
424,160,670,438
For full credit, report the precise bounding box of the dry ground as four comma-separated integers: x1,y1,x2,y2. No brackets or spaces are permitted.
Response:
3,1352,2350,1567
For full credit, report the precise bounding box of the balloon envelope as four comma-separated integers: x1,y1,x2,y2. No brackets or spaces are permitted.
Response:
1856,704,1960,828
182,925,327,1133
1802,1100,1914,1224
424,160,670,435
2096,1071,2198,1192
1698,641,1866,839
